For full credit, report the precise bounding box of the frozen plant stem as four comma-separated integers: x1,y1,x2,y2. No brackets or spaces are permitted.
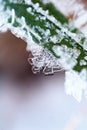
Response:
0,0,87,101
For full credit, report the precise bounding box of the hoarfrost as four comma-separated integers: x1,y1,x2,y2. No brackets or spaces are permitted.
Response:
65,70,87,102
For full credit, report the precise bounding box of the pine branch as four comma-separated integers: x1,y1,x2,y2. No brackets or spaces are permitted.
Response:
0,0,87,101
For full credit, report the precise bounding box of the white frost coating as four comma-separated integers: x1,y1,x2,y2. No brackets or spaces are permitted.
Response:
65,70,87,102
0,3,8,32
28,47,64,74
52,45,80,70
11,9,15,25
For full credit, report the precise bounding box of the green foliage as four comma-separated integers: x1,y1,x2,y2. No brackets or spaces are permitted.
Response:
1,0,87,75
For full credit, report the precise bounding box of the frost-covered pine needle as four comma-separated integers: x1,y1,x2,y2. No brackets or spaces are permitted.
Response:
0,0,87,101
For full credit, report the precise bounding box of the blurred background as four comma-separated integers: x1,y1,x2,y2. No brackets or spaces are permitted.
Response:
0,32,87,130
0,0,87,130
